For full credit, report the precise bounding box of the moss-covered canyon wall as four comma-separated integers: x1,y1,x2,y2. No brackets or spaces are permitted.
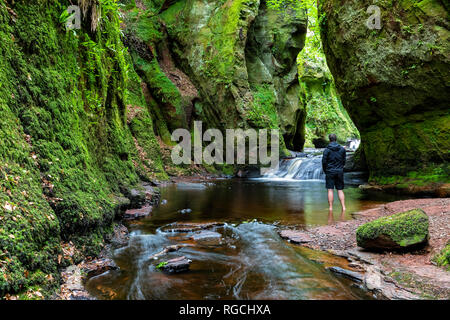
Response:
318,0,449,186
0,0,167,297
122,0,308,152
0,0,308,297
299,57,359,148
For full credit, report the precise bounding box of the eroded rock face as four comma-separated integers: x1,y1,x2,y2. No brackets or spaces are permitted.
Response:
245,1,307,149
162,0,307,149
318,0,450,178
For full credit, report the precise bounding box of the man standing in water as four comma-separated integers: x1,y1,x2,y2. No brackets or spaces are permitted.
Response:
322,134,346,212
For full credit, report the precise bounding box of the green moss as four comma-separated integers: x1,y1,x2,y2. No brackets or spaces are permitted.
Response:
300,59,359,146
205,0,251,81
356,209,429,248
160,1,186,25
389,269,443,299
124,6,163,43
0,0,168,298
432,243,450,270
370,163,450,187
318,0,450,178
137,58,182,116
129,111,168,181
247,84,279,129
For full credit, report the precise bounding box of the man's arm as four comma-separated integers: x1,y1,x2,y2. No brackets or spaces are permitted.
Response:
322,149,328,173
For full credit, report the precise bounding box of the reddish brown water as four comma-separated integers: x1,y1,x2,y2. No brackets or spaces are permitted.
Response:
85,179,407,300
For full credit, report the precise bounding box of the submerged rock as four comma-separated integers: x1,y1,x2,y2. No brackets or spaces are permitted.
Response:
356,209,429,250
159,256,192,274
190,230,223,246
191,230,222,241
161,222,225,233
148,244,194,260
84,259,119,278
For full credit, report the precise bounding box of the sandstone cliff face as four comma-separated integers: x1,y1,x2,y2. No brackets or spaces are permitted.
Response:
149,0,308,150
318,0,449,181
245,1,307,149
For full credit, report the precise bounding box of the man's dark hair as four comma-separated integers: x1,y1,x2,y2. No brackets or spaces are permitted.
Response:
329,133,337,142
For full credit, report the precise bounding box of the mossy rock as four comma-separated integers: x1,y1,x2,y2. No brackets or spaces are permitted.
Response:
356,209,429,250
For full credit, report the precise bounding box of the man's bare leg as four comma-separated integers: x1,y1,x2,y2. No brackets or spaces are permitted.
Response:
327,189,334,211
337,189,346,212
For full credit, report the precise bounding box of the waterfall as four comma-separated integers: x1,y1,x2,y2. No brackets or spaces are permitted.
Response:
346,139,360,151
262,156,325,180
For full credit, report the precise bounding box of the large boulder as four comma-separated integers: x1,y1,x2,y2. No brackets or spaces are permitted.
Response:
245,1,307,149
356,209,429,250
318,0,450,180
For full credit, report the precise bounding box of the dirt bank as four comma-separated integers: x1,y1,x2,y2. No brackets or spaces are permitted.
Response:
279,198,450,299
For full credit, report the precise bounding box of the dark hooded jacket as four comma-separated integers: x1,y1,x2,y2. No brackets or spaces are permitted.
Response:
322,142,346,174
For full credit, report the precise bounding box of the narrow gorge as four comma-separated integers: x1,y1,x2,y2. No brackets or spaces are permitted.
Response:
0,0,448,300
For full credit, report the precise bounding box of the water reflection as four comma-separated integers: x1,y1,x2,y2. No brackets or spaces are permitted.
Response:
85,179,407,300
145,179,403,227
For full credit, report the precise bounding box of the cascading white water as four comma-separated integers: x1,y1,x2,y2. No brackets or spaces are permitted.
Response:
263,155,325,180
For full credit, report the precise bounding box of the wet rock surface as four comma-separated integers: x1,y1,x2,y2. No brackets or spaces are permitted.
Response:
57,223,130,300
85,259,118,278
279,230,313,244
148,244,194,261
326,266,363,283
161,222,225,233
122,183,161,220
160,256,192,274
191,230,222,241
190,230,223,246
359,182,450,198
